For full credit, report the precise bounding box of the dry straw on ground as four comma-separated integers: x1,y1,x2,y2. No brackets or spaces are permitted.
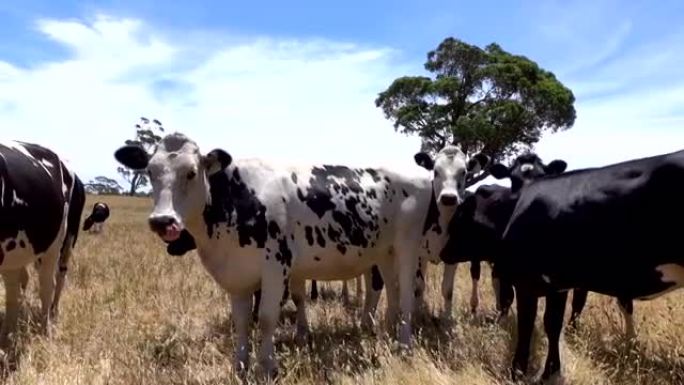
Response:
1,195,683,384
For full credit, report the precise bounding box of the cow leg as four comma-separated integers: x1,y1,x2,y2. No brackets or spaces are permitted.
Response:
397,249,419,347
414,257,427,315
341,280,350,306
310,280,319,302
52,234,75,320
568,289,588,330
617,297,635,339
19,266,29,293
441,263,457,321
0,269,24,348
541,291,568,384
37,250,60,336
231,293,252,375
252,289,261,324
290,278,309,346
376,259,399,333
495,268,514,321
256,259,288,379
355,275,363,305
511,287,538,381
470,261,481,314
361,267,382,330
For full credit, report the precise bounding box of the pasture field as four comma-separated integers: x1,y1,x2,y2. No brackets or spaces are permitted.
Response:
1,194,683,384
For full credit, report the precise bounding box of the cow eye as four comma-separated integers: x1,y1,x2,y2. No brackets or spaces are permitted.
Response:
187,170,197,180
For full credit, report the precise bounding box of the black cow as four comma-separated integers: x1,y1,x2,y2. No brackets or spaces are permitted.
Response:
83,202,110,233
0,140,86,347
447,149,684,382
465,153,568,317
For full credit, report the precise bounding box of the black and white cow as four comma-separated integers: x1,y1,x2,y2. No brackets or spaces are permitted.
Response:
83,202,110,233
114,132,486,376
0,140,85,347
445,149,684,383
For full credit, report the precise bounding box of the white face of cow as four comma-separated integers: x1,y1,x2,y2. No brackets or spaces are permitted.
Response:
114,133,231,242
415,146,488,208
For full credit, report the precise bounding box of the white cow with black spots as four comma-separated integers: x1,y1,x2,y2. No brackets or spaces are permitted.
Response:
114,130,486,377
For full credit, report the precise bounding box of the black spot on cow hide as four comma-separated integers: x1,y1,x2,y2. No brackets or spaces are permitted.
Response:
203,167,268,248
304,226,314,246
422,191,441,235
314,227,326,247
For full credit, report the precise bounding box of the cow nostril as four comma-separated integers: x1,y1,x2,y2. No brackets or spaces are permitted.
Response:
149,216,175,231
440,195,458,206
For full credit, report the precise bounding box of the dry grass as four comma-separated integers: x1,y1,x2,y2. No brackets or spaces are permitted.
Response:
1,195,683,384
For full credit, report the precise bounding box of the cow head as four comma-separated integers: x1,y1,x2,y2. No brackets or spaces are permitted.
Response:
440,184,514,264
414,146,489,208
114,133,231,242
489,153,567,192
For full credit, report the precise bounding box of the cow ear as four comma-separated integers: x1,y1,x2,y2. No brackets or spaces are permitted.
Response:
545,160,567,175
414,152,434,170
202,149,232,175
467,153,489,173
114,145,149,170
489,163,510,179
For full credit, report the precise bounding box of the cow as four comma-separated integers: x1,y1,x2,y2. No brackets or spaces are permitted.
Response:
114,131,486,377
0,140,85,348
83,202,110,233
445,153,568,319
445,149,684,383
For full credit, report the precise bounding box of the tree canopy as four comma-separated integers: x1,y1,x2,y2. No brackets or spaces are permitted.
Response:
376,37,576,185
85,176,123,195
117,117,164,196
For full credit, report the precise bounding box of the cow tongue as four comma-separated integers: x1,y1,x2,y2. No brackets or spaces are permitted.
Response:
162,223,182,242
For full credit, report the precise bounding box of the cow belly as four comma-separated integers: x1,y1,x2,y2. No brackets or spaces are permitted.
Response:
291,245,388,281
197,248,262,294
0,231,38,270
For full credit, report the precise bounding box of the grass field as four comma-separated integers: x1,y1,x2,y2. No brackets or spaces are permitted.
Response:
1,194,683,384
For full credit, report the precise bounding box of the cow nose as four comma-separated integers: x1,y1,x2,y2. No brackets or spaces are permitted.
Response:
440,194,458,206
149,215,176,233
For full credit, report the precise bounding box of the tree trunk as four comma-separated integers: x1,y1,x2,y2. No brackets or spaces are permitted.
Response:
129,173,140,196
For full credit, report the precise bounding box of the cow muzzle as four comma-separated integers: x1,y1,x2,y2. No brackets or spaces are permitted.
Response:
439,193,459,207
149,215,183,242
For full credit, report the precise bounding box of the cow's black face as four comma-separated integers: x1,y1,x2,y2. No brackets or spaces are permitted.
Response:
490,153,567,192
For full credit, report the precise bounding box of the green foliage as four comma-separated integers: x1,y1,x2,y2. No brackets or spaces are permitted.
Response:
117,117,164,196
376,37,576,184
85,176,123,195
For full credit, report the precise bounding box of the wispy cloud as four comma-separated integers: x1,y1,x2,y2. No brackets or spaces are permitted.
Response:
0,14,421,185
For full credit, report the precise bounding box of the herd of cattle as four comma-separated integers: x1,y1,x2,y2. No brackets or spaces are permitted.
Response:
2,124,684,383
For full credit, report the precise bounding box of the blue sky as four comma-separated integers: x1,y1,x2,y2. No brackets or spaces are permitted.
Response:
1,0,683,187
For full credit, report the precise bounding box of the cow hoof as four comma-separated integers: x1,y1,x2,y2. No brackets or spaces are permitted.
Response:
257,363,278,382
538,371,565,385
295,326,309,347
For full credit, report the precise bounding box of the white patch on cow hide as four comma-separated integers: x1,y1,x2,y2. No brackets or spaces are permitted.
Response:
0,232,36,271
636,263,684,300
12,190,27,206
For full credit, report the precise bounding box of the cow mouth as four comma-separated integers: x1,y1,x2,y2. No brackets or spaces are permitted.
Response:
157,223,182,242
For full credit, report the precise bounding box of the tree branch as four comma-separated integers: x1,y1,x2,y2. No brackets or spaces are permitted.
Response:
465,170,491,188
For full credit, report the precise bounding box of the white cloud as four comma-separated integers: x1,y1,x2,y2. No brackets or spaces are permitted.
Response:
0,14,422,186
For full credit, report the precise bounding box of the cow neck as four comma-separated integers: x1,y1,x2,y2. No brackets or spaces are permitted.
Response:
422,186,453,237
191,164,268,249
